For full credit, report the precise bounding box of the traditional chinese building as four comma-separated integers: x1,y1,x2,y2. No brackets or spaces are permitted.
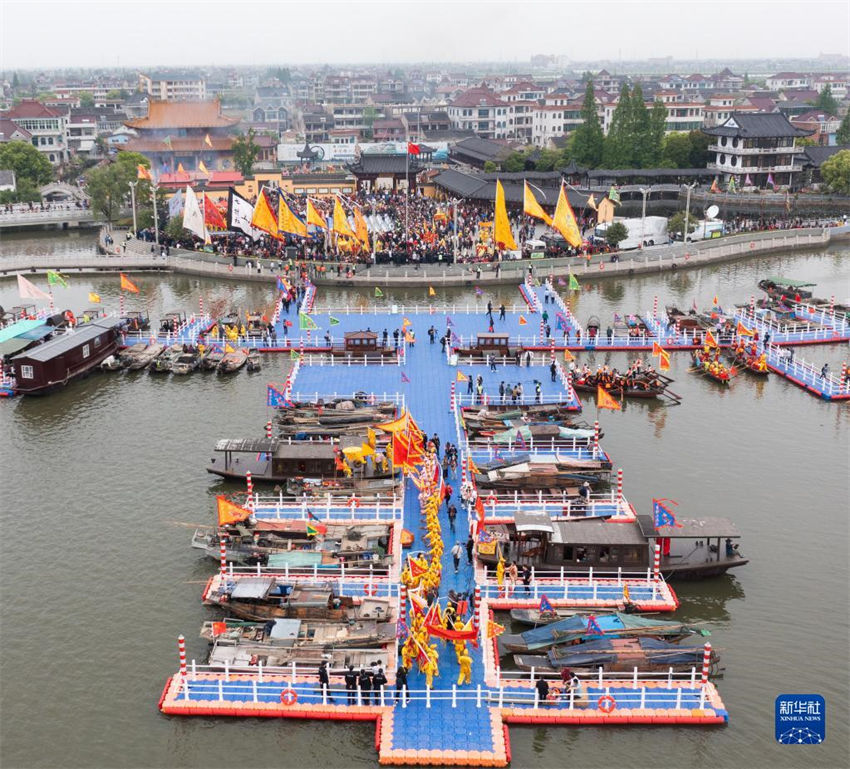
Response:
122,99,240,174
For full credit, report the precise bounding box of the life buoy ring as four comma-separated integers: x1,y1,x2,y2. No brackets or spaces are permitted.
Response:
598,695,616,713
485,494,497,506
749,242,755,250
280,688,298,705
547,687,561,701
666,338,673,345
364,583,378,596
599,262,605,270
64,310,76,326
348,496,361,509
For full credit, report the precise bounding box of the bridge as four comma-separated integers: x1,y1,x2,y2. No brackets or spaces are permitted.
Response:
0,207,104,230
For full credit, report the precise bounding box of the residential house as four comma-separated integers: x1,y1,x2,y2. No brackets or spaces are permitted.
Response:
765,72,811,91
447,86,513,139
138,71,207,102
791,110,842,146
2,100,68,164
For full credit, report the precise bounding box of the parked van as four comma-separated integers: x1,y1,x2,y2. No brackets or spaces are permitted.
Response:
594,216,669,250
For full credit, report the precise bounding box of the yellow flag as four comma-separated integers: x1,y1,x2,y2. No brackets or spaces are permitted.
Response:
552,183,582,248
88,292,101,303
225,343,235,353
587,193,597,211
456,371,469,382
251,190,279,238
494,179,517,251
199,160,210,176
279,197,308,237
563,348,574,361
597,384,622,411
428,286,436,297
177,162,186,174
523,181,552,226
216,495,252,526
353,206,370,249
333,198,356,238
204,133,213,148
306,199,326,228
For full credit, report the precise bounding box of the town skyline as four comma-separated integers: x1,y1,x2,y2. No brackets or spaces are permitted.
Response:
2,0,849,69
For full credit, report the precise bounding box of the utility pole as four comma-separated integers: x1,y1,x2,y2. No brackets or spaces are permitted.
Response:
683,182,697,242
640,186,650,246
128,180,138,235
152,182,160,246
452,197,459,264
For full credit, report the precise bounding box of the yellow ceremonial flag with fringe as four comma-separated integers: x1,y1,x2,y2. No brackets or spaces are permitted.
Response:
225,343,235,353
199,160,210,176
279,197,308,237
519,315,527,325
88,292,101,303
456,371,469,382
659,350,671,371
494,179,517,251
251,190,279,238
587,193,597,211
177,162,186,174
428,286,436,297
652,341,664,357
306,199,326,228
705,329,719,348
736,321,754,337
523,181,553,226
216,495,252,526
333,198,356,237
552,183,582,248
597,385,622,411
353,206,370,250
563,349,574,361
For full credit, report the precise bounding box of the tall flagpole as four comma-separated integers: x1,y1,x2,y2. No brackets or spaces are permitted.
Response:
405,129,409,261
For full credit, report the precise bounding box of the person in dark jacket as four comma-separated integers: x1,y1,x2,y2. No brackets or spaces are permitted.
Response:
395,665,409,703
344,665,358,704
358,668,372,705
318,660,335,702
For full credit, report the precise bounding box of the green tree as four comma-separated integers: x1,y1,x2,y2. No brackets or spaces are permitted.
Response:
667,211,699,240
629,83,650,167
85,152,152,223
362,106,377,141
820,149,850,193
483,160,498,172
814,84,839,115
12,72,19,89
231,128,260,177
661,132,691,168
165,215,185,240
646,100,668,167
534,148,562,171
571,80,604,168
79,91,95,107
105,88,129,100
605,221,629,248
501,150,529,172
0,140,53,185
835,112,850,145
687,130,712,168
602,84,632,168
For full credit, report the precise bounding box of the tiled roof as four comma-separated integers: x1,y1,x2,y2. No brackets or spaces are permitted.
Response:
702,112,813,138
0,118,32,141
122,136,235,152
450,87,507,108
124,100,238,130
346,155,420,174
4,100,63,119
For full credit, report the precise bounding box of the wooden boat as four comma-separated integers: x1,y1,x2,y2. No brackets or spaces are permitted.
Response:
217,348,249,374
122,341,164,370
191,521,393,567
171,350,201,375
510,608,597,627
204,578,393,623
246,350,262,372
758,276,815,300
149,345,183,374
201,347,225,371
159,310,187,333
513,637,720,675
725,349,769,377
571,373,672,400
10,319,124,396
99,354,123,371
499,612,707,654
477,512,748,580
691,351,733,384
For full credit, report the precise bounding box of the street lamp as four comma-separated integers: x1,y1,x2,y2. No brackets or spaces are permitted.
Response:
639,186,651,246
683,182,698,242
451,197,460,264
128,180,138,235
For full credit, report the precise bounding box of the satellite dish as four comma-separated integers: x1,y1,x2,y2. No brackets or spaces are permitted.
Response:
706,205,719,220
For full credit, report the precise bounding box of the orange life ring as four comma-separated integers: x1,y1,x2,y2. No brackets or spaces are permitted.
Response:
599,262,605,270
749,242,755,250
348,496,361,509
547,687,561,701
64,310,76,325
597,694,616,713
364,583,378,596
485,495,497,506
280,688,298,705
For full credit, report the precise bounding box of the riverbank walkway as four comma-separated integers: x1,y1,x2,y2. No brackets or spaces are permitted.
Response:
159,280,728,766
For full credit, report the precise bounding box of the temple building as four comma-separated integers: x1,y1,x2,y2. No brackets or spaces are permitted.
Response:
122,99,240,174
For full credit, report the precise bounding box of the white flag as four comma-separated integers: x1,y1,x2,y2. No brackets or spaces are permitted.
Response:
17,274,52,302
228,188,261,240
182,185,207,241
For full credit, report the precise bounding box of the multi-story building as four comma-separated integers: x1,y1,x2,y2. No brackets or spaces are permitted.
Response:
530,102,584,146
301,110,332,143
703,112,811,188
791,110,842,146
2,100,67,164
0,117,32,145
702,95,760,127
447,86,513,139
663,101,705,132
138,71,207,102
765,72,811,91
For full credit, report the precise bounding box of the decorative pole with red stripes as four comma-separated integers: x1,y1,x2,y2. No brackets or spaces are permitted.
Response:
399,585,407,627
616,468,623,505
219,536,227,575
472,585,482,638
245,471,254,512
265,420,273,439
700,642,712,685
199,294,204,318
652,295,658,318
653,542,662,581
593,421,600,458
178,634,187,677
450,380,456,412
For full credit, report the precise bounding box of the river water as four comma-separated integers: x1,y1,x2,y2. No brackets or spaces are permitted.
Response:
0,231,848,769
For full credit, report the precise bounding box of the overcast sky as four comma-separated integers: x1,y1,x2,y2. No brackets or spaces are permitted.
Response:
1,0,848,69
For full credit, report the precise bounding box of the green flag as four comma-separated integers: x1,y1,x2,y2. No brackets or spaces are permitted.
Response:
329,316,340,326
46,270,68,288
569,273,580,291
162,135,172,149
374,287,384,298
290,349,302,360
299,312,318,331
608,186,620,204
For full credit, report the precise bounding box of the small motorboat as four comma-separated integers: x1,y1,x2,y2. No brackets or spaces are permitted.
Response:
100,354,123,371
246,350,262,372
122,342,164,370
201,347,225,371
218,348,249,374
171,350,201,375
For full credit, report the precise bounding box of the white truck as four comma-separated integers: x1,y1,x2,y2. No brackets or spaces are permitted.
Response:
684,219,725,242
594,216,669,250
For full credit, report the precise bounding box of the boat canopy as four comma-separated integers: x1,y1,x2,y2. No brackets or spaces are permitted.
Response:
551,520,647,546
268,618,302,642
267,551,324,567
546,637,702,667
0,318,45,345
763,276,816,288
636,514,741,539
214,438,277,453
514,510,556,534
230,577,276,599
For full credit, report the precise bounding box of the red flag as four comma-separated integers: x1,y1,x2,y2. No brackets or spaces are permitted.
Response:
401,371,411,383
407,142,421,155
203,194,228,230
705,329,718,348
475,495,485,523
596,385,622,411
211,621,228,637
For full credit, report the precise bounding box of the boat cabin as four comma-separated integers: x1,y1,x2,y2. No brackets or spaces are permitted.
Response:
473,333,510,353
160,311,186,332
344,330,379,352
478,511,748,579
122,310,150,331
10,304,37,320
79,308,108,323
208,438,339,481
